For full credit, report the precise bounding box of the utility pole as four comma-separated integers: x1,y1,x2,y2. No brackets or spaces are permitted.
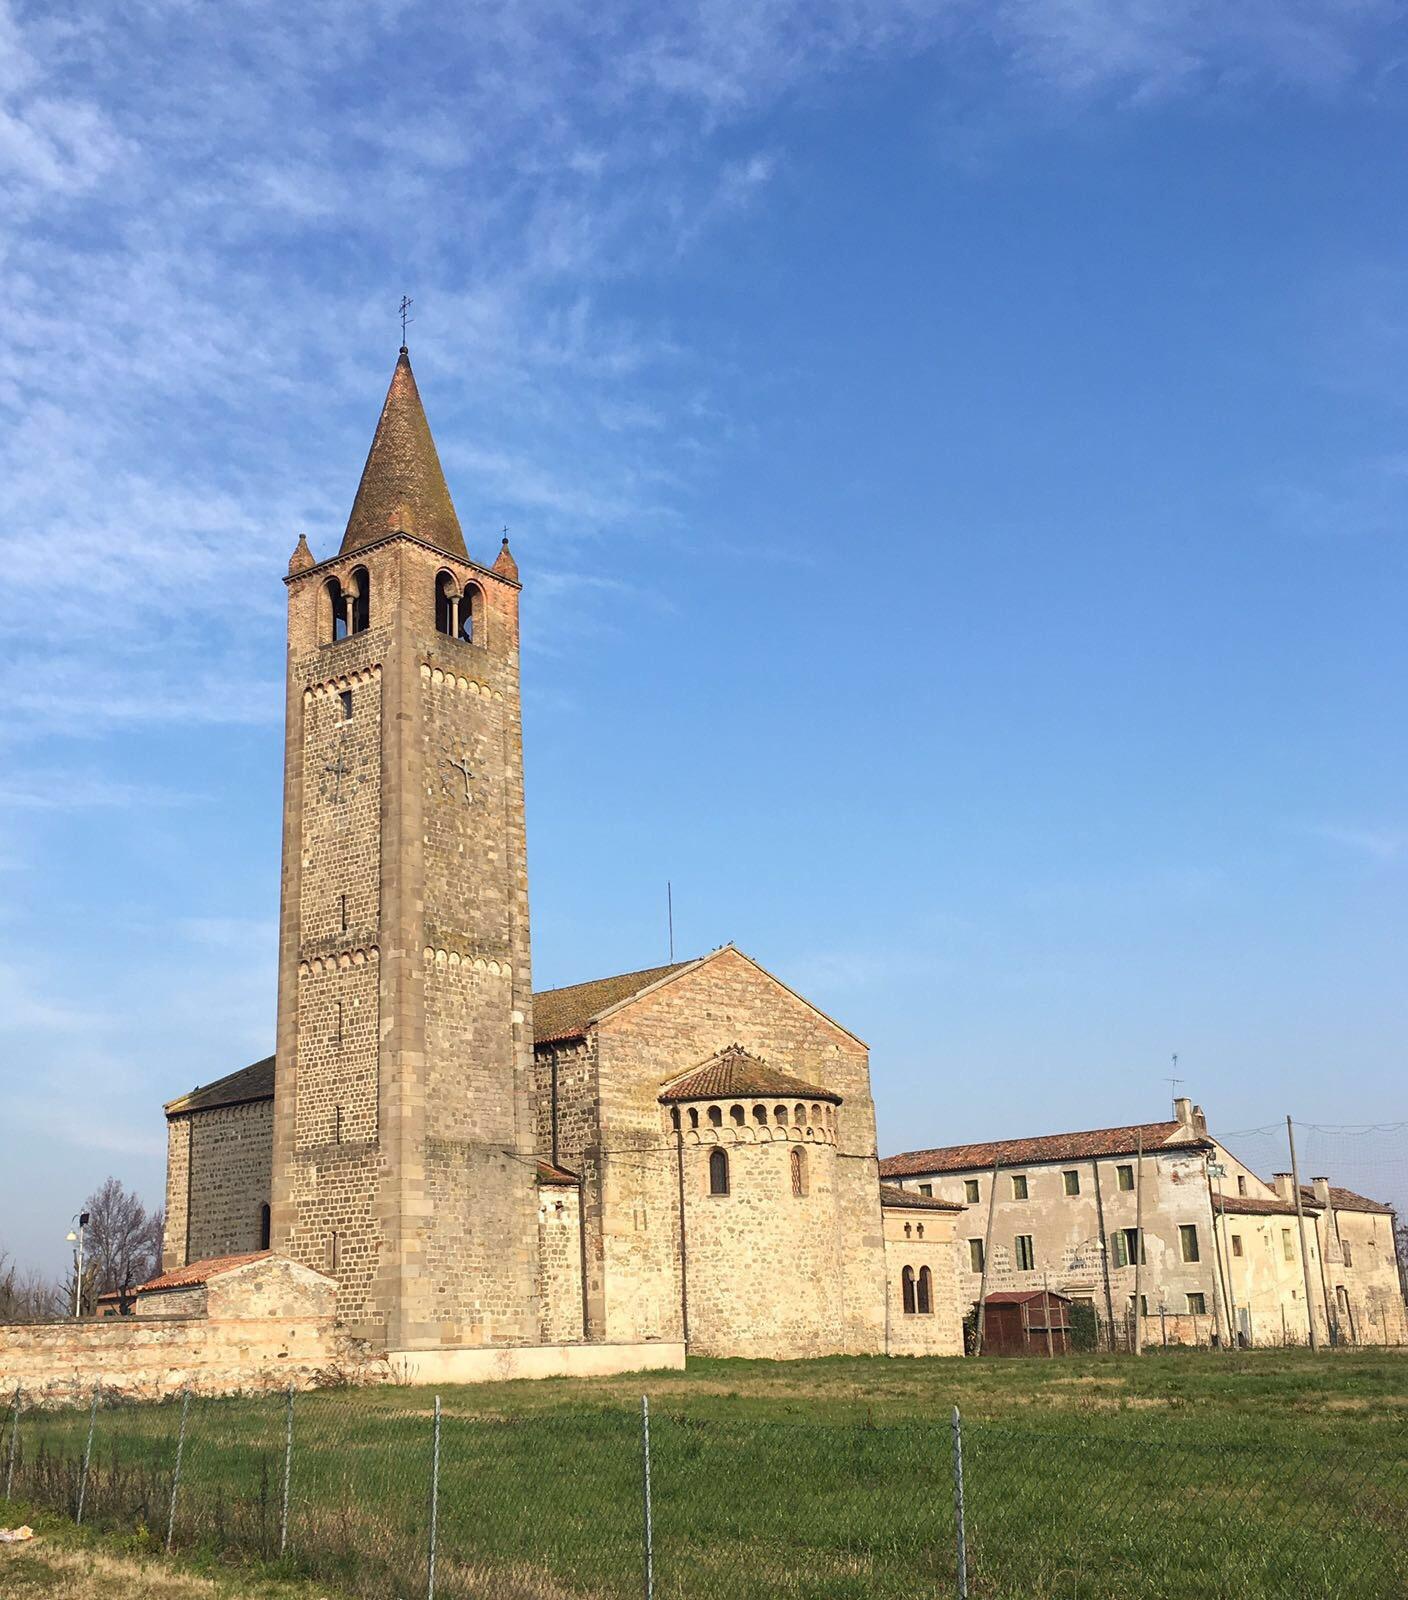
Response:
66,1211,90,1317
972,1161,1002,1357
1286,1117,1320,1351
1132,1131,1144,1357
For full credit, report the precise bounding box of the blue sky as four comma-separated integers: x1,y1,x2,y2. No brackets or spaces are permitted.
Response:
3,0,1407,1275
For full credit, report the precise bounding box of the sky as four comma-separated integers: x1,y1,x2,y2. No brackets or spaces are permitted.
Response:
2,0,1407,1276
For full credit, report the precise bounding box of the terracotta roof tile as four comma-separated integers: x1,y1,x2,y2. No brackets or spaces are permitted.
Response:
659,1046,840,1105
533,961,694,1045
1219,1194,1318,1217
1303,1184,1394,1216
984,1290,1073,1305
166,1056,274,1116
881,1120,1208,1178
140,1252,270,1294
537,1160,579,1185
879,1183,965,1213
341,348,467,559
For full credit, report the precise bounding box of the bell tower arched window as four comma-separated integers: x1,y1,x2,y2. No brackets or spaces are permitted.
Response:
709,1147,730,1196
437,573,485,644
327,577,348,642
326,570,370,643
348,566,370,633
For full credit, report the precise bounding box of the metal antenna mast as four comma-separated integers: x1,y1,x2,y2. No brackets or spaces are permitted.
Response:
399,295,414,347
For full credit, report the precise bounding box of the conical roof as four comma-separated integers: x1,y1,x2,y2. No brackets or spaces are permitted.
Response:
340,348,467,558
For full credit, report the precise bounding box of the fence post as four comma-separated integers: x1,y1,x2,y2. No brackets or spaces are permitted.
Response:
279,1384,294,1557
166,1389,190,1554
951,1405,968,1600
641,1395,654,1600
4,1385,19,1504
76,1382,100,1524
427,1395,441,1600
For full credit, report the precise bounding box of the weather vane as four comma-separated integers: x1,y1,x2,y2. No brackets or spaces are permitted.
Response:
399,296,414,346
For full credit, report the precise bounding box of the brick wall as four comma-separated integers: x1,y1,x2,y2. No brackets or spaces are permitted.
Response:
173,1101,273,1266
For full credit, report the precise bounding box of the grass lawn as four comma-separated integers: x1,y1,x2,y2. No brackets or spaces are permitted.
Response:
4,1348,1405,1599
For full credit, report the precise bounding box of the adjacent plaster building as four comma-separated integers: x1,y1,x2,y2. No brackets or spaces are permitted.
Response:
154,346,966,1377
882,1097,1406,1347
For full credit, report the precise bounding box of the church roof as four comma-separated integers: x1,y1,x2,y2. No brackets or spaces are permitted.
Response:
1301,1183,1393,1216
165,1055,275,1116
533,960,695,1045
881,1119,1209,1178
659,1045,840,1106
879,1183,965,1213
341,348,468,559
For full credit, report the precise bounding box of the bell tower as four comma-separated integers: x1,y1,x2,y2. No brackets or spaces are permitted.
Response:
269,346,539,1351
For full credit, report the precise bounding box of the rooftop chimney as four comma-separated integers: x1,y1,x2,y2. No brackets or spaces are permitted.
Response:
1312,1176,1331,1207
1272,1172,1293,1201
1173,1096,1193,1126
1192,1103,1208,1136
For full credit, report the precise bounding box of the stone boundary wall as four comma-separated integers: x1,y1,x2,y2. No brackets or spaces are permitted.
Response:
0,1313,356,1402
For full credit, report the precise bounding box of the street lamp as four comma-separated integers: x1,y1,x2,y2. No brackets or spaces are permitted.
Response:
65,1211,90,1318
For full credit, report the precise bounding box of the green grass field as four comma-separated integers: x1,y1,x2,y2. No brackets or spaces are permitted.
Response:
4,1349,1405,1600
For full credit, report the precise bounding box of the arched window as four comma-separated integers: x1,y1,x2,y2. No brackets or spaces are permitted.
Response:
790,1146,807,1198
461,582,483,643
436,573,484,643
258,1203,271,1251
752,1104,767,1126
811,1103,822,1125
670,1107,681,1131
707,1105,722,1128
688,1107,699,1130
730,1104,745,1127
326,577,348,642
917,1266,933,1315
348,567,370,633
793,1103,806,1126
709,1147,730,1196
902,1266,916,1315
774,1105,788,1125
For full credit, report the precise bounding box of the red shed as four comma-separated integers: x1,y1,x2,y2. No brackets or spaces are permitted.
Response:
978,1290,1074,1356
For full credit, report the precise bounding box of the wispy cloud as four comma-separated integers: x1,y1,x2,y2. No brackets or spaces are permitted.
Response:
1299,822,1406,862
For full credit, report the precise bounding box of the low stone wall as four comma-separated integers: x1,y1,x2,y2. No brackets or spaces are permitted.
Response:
0,1312,357,1402
387,1341,687,1385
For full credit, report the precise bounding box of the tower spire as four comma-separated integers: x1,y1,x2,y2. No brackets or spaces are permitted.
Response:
340,348,467,559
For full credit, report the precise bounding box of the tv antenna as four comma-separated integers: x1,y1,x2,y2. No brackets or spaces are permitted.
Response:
399,295,414,347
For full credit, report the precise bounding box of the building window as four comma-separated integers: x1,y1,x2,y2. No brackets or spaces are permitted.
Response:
918,1183,932,1197
1179,1224,1200,1263
1282,1229,1295,1262
964,1178,980,1204
707,1105,722,1128
709,1148,730,1196
791,1146,807,1198
1015,1235,1036,1271
1236,1175,1247,1196
968,1238,985,1273
258,1204,271,1251
1011,1174,1029,1200
687,1107,699,1130
902,1266,916,1315
1131,1294,1148,1315
339,689,353,721
1112,1227,1143,1268
730,1104,745,1126
1063,1170,1080,1196
1187,1292,1207,1315
917,1266,933,1315
436,574,483,643
1231,1234,1244,1258
1116,1164,1134,1192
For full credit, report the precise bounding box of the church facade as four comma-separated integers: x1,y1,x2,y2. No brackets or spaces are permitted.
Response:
158,348,965,1372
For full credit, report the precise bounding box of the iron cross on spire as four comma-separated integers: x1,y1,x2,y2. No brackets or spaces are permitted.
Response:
399,296,414,347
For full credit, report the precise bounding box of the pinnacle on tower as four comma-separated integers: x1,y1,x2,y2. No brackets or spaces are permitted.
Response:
340,348,468,559
493,532,519,582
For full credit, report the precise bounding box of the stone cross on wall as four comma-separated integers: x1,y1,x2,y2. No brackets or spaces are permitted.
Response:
446,753,474,801
324,750,351,802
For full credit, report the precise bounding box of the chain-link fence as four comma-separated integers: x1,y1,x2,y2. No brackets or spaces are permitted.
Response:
3,1381,1406,1599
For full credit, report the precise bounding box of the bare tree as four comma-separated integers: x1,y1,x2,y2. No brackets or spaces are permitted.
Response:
0,1252,64,1322
81,1178,164,1314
